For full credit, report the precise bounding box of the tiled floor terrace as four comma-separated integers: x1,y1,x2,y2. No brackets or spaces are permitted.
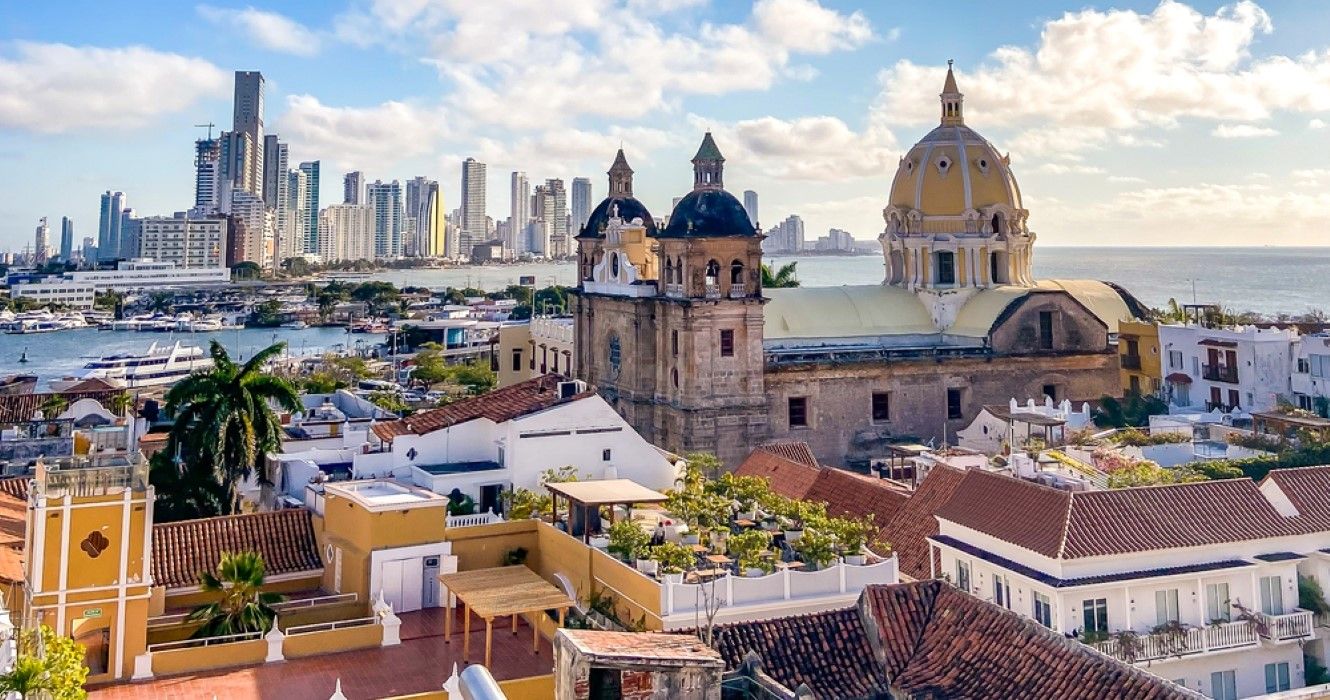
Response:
90,608,554,700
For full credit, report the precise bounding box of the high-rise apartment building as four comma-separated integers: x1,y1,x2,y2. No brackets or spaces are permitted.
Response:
420,182,445,258
33,217,50,263
343,171,364,205
366,180,403,259
194,138,221,212
263,135,288,211
460,158,487,259
59,217,74,262
229,191,273,267
97,191,126,261
119,209,140,260
544,178,568,257
232,71,265,197
404,176,435,257
530,184,554,257
764,214,805,253
318,205,372,263
509,171,530,255
743,190,759,226
296,161,320,254
80,237,94,262
218,130,255,197
571,177,592,233
138,213,227,268
285,168,309,263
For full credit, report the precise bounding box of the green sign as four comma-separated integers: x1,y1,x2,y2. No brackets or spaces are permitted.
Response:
82,608,102,619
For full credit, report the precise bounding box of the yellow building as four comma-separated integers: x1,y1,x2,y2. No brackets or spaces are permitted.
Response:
496,317,576,388
22,459,153,683
1118,319,1163,397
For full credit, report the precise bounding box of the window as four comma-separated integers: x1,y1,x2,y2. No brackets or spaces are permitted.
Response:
1033,592,1052,628
1265,662,1291,693
947,388,963,420
1206,582,1230,622
1259,575,1284,615
1210,670,1237,700
788,397,808,428
589,668,622,699
719,329,734,357
1156,589,1180,625
1297,357,1310,374
1042,384,1058,402
872,392,891,422
955,560,971,593
1228,389,1240,410
511,349,523,373
1082,598,1109,636
1310,354,1330,378
601,449,612,462
993,575,1011,609
1038,311,1054,350
730,259,744,286
672,330,678,357
935,251,956,285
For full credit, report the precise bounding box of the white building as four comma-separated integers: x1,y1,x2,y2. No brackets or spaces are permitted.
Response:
131,215,227,269
1160,324,1298,414
1293,332,1330,417
929,468,1330,699
460,158,486,259
13,259,231,308
956,396,1093,455
10,278,95,309
226,190,274,268
275,375,679,515
318,204,373,263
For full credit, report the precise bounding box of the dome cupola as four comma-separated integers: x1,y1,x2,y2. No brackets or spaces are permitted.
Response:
660,133,756,239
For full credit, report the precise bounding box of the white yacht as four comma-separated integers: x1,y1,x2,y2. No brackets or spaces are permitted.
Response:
51,341,213,389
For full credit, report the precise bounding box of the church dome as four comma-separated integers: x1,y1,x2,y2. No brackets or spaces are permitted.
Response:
659,189,756,238
886,65,1023,218
580,196,656,238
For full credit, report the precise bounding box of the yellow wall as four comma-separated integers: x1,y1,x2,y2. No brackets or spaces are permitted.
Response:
445,519,540,570
1118,319,1163,395
282,623,382,658
150,638,268,677
321,489,448,602
497,324,534,389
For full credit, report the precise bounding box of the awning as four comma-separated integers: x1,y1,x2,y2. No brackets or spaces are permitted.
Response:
1166,373,1192,384
1198,338,1238,348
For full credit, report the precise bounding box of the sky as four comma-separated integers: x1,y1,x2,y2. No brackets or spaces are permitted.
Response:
2,0,1330,253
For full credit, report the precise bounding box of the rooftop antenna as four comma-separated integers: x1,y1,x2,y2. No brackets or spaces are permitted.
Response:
194,122,216,140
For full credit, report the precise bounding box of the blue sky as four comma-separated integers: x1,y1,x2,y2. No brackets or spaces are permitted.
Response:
2,0,1330,253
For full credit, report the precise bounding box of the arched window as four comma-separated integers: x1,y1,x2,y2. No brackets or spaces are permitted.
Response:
990,251,1009,285
610,252,620,278
730,259,744,286
991,213,1003,236
705,259,720,285
663,257,673,284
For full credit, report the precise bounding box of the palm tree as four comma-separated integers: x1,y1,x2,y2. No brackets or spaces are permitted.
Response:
760,262,800,288
164,341,301,514
107,392,134,419
39,394,68,418
188,551,285,638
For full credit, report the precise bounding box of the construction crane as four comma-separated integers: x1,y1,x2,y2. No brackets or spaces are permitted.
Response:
194,122,216,140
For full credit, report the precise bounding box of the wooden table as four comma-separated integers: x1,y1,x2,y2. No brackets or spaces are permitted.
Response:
437,566,572,667
704,554,734,566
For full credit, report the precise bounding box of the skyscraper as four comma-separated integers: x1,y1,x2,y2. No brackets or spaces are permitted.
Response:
571,177,592,233
119,209,140,260
59,217,74,262
298,161,320,254
33,217,49,263
80,236,94,261
285,168,309,262
530,184,553,257
262,135,288,210
460,158,487,259
743,190,759,226
510,171,530,254
218,130,255,197
343,171,364,205
404,176,435,257
229,190,273,267
232,71,265,196
194,138,221,212
97,191,126,261
319,204,373,262
544,178,568,257
366,180,403,259
421,182,445,258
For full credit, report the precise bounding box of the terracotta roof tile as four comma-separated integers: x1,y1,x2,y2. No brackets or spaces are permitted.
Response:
756,441,818,468
937,469,1307,559
734,447,820,500
860,581,1199,699
0,479,27,586
881,465,967,579
803,468,910,534
372,374,591,442
151,509,322,590
0,390,121,423
1263,466,1330,529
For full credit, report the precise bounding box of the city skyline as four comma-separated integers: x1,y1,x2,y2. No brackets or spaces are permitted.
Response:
3,1,1330,251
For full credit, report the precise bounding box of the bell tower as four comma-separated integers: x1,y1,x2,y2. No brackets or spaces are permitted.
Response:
691,132,725,191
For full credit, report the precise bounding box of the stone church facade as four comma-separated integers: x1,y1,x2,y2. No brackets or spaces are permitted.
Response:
573,69,1144,467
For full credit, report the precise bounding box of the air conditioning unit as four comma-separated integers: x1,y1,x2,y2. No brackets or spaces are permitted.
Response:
558,380,587,399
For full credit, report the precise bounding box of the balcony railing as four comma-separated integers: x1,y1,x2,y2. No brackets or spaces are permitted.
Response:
1121,354,1143,370
704,283,721,299
1090,620,1258,664
1258,608,1314,642
728,286,747,299
664,283,685,298
1202,364,1239,383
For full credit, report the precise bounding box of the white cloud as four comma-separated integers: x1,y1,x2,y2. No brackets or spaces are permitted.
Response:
751,0,871,54
1037,163,1105,175
1108,175,1148,184
1212,123,1278,138
1311,118,1327,129
0,42,228,134
277,96,448,169
873,1,1330,162
198,5,322,56
703,114,898,181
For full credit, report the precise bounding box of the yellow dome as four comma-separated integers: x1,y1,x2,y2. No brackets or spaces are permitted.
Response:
886,64,1022,218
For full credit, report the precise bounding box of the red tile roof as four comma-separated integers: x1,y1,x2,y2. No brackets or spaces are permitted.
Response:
882,465,967,580
372,374,592,441
860,581,1197,699
734,445,821,500
756,441,818,468
936,469,1307,559
706,582,1196,699
803,468,910,533
0,478,27,586
1263,466,1330,530
0,390,121,423
151,509,323,590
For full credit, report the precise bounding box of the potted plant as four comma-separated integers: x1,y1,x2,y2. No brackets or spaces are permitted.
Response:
727,530,772,577
792,526,838,570
828,516,875,565
651,542,696,583
608,520,649,564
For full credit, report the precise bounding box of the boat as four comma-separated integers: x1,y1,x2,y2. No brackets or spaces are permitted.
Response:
49,341,214,390
6,319,65,334
280,321,309,330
